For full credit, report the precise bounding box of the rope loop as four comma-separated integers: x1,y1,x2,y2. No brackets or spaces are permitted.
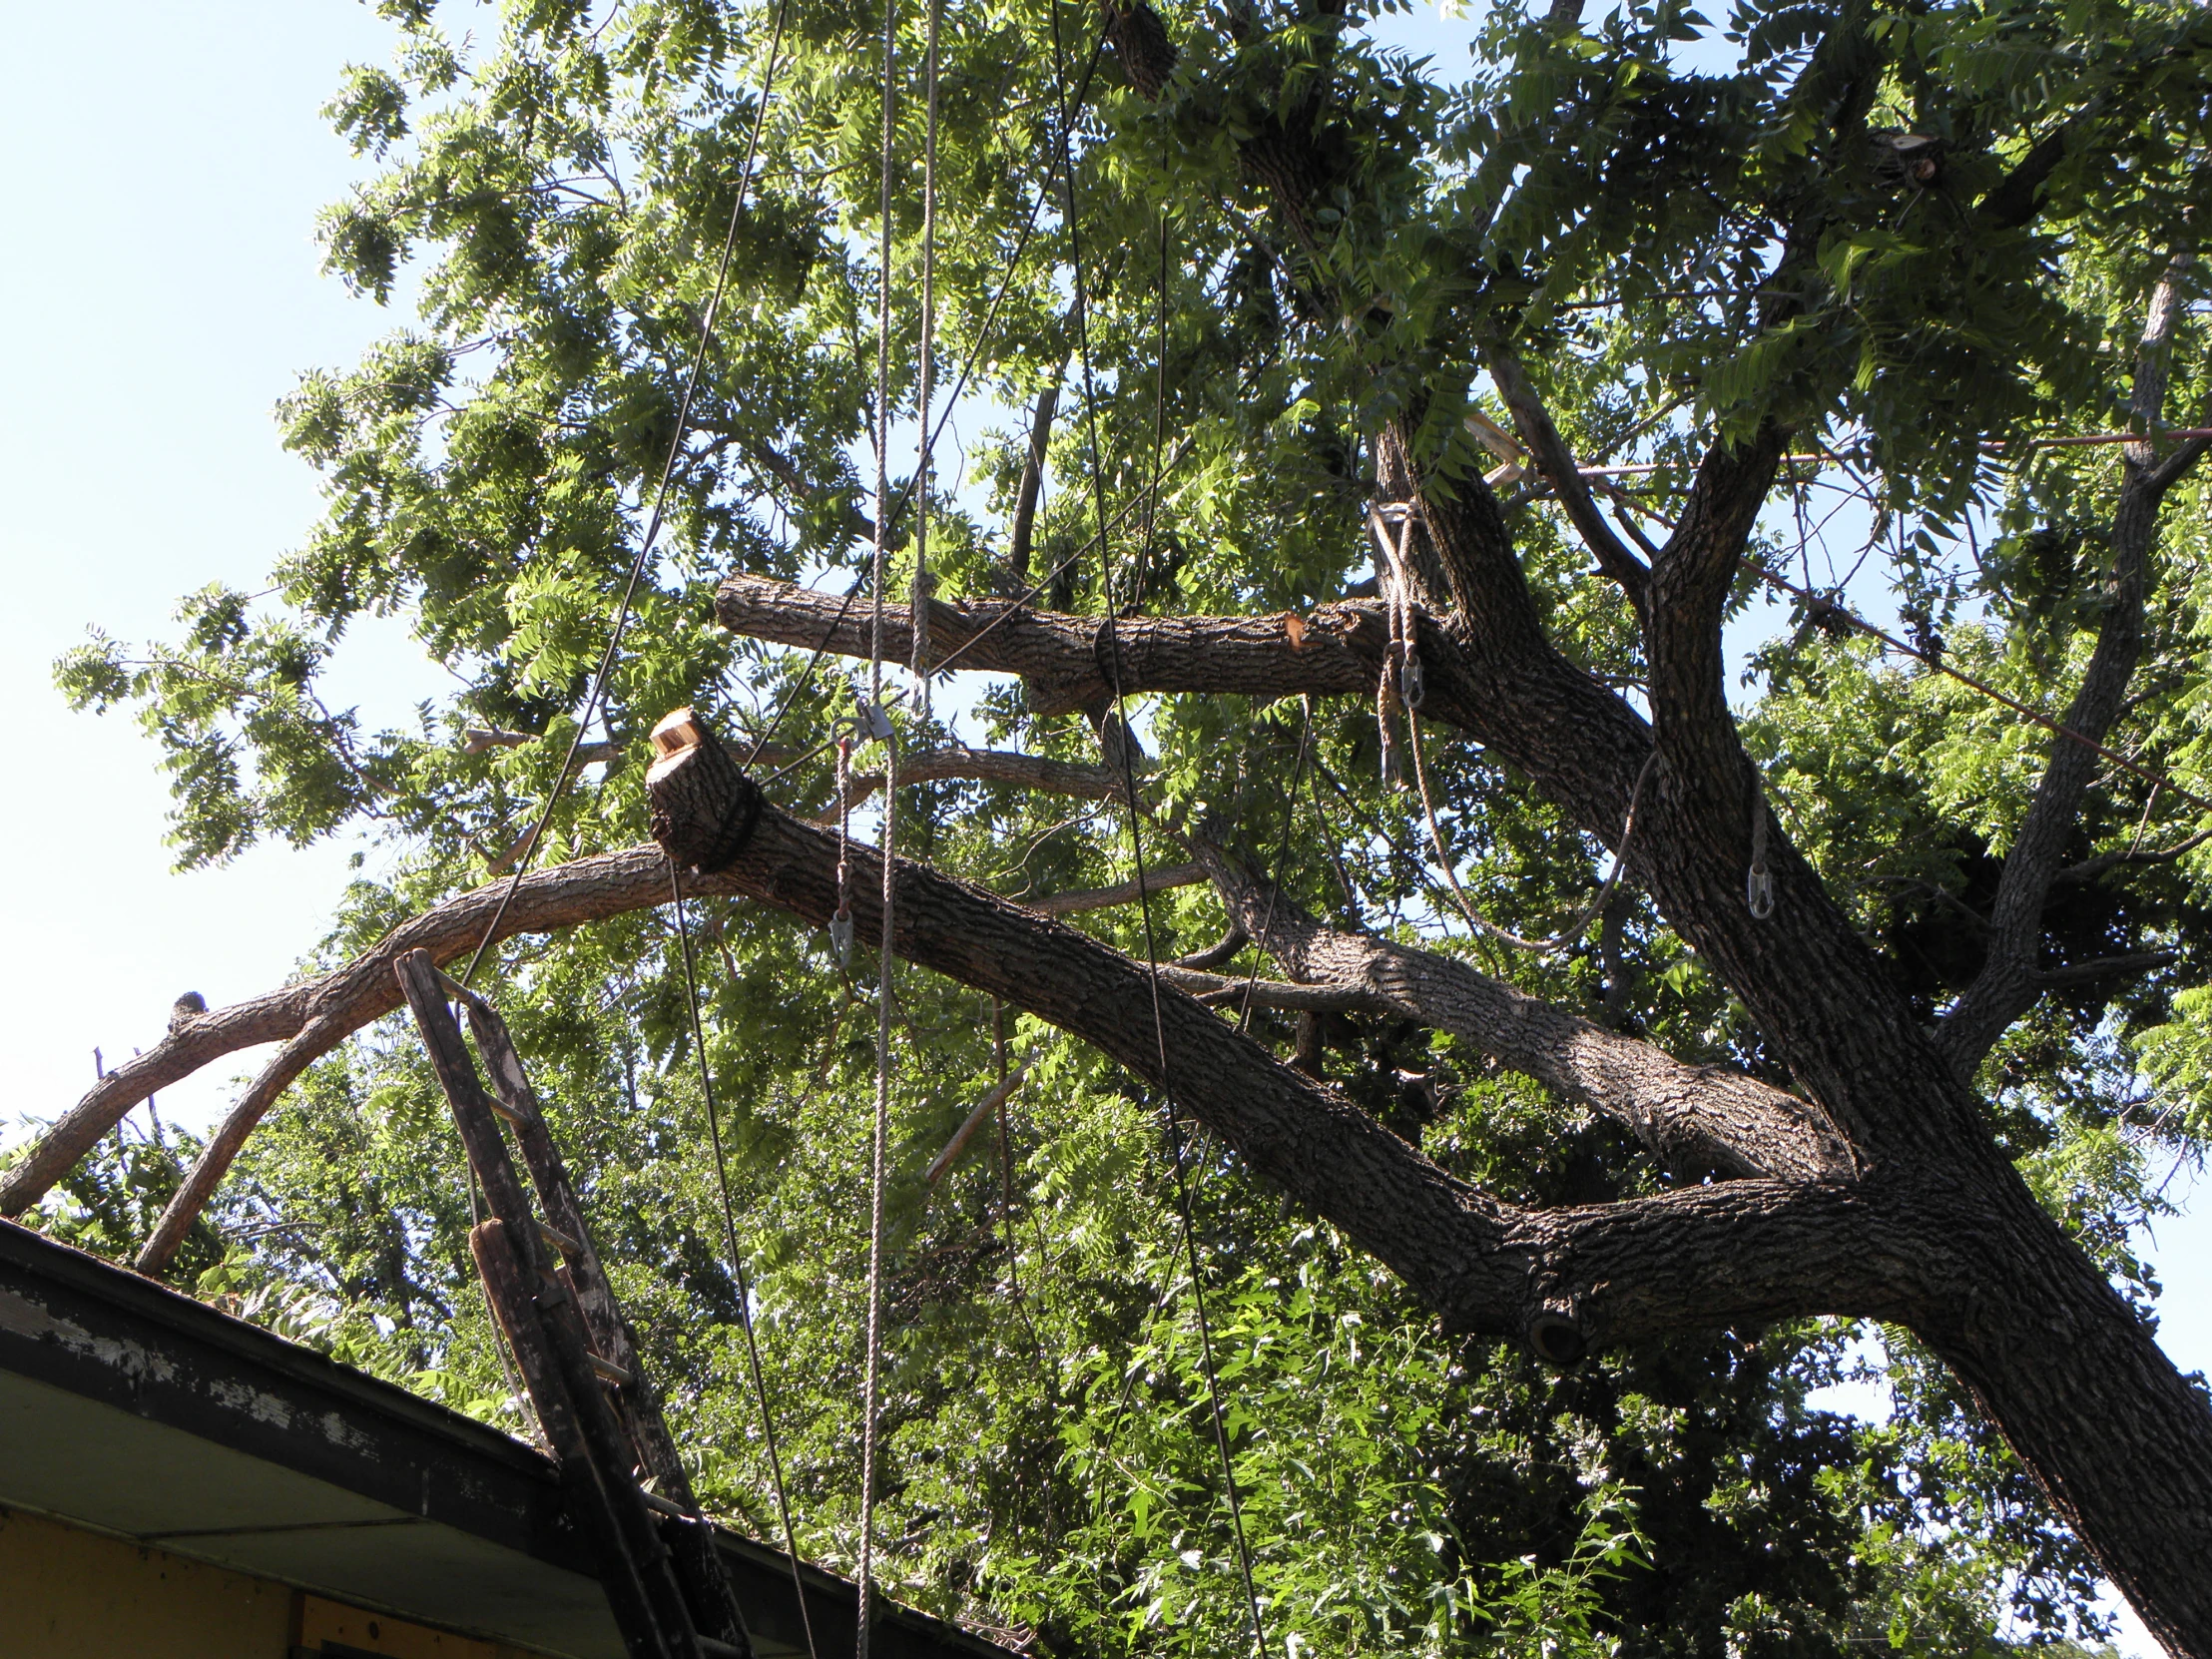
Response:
831,737,856,969
1747,792,1777,920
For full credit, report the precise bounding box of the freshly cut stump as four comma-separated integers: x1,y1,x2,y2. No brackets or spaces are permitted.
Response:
647,707,761,875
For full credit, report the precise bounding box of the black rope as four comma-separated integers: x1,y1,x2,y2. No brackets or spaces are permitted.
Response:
735,33,1102,776
1044,19,1273,1657
1232,702,1315,1036
460,0,792,988
669,865,824,1659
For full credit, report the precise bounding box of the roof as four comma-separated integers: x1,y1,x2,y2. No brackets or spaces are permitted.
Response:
0,1216,1007,1659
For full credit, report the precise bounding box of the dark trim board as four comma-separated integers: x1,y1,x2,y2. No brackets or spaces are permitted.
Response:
0,1218,1008,1659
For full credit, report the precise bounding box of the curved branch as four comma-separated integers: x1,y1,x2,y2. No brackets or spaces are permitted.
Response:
1,851,682,1221
1186,841,1858,1182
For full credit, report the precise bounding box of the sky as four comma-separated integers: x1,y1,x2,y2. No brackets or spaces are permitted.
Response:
0,5,2201,1651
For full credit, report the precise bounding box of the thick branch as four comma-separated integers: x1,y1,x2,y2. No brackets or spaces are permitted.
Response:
718,572,1378,715
654,756,1908,1344
34,806,1909,1356
712,570,1943,1170
1188,843,1857,1182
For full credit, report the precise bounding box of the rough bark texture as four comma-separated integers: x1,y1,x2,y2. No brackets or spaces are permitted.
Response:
1189,844,1857,1182
714,430,2212,1648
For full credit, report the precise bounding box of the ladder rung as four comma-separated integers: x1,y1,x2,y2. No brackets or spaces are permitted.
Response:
699,1639,747,1659
539,1220,584,1258
588,1352,634,1386
487,1092,537,1126
638,1486,688,1518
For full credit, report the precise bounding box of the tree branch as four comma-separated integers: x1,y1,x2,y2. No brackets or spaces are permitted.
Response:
1028,860,1208,915
824,746,1124,818
1186,840,1858,1182
1936,260,2201,1079
2033,950,2176,991
2055,827,2212,885
1482,342,1650,615
1006,369,1064,583
1978,118,2079,231
0,850,684,1223
717,571,1381,715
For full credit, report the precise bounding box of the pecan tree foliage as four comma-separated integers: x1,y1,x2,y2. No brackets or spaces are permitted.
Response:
13,0,2212,1649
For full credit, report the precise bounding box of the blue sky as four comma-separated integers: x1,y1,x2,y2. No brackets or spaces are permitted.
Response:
0,7,2199,1648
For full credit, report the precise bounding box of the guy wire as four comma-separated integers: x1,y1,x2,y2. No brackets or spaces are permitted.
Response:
1044,16,1273,1658
737,33,1104,775
669,865,824,1659
458,0,791,989
854,0,900,1650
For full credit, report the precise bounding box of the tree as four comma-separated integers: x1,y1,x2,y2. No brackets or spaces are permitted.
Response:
6,0,2211,1650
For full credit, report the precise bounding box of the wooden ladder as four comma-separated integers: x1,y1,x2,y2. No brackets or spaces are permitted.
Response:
396,948,754,1659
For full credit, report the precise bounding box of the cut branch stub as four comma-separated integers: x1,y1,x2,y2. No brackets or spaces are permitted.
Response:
647,708,761,876
1527,1311,1589,1368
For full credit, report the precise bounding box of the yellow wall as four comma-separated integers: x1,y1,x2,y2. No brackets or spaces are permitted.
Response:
0,1503,289,1658
0,1504,543,1659
300,1591,537,1659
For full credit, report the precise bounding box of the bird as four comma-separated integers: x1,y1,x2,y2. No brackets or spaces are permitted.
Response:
170,991,208,1033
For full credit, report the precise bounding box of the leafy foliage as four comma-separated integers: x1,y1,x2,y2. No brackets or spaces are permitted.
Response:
30,0,2212,1651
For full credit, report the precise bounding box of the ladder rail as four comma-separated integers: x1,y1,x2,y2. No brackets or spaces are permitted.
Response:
440,973,699,1499
436,971,752,1652
397,949,748,1659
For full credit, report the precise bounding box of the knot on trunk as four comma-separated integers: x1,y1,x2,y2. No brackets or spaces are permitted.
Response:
1527,1310,1588,1368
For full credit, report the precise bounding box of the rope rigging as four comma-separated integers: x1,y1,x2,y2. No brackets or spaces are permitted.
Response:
853,0,905,1646
457,0,791,990
1367,499,1671,950
670,871,825,1659
1045,12,1273,1650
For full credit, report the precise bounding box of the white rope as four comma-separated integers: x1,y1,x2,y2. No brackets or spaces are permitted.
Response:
1410,720,1661,954
832,736,856,970
1367,502,1423,788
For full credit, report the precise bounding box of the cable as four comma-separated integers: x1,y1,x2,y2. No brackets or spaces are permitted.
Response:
734,36,1105,778
669,866,824,1659
1044,25,1272,1659
459,0,791,988
1408,718,1661,953
854,0,900,1650
910,0,942,719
